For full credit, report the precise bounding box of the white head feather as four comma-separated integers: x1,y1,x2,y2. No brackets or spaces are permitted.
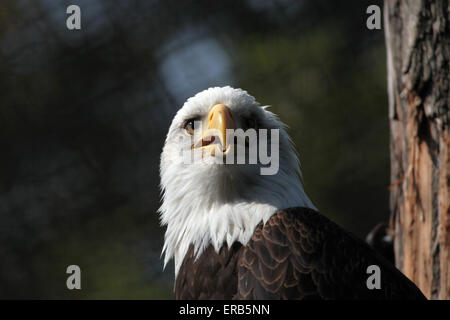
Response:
159,86,315,276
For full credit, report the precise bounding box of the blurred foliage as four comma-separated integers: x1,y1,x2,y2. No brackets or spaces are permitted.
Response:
0,0,386,299
237,26,388,232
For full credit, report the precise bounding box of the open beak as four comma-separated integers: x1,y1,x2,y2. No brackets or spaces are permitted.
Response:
193,104,235,156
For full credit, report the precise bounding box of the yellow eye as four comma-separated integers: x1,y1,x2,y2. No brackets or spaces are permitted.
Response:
184,119,197,135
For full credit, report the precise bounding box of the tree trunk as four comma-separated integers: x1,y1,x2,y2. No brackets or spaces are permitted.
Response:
384,0,449,299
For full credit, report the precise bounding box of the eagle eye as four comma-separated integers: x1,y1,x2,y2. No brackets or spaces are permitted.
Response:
184,118,198,135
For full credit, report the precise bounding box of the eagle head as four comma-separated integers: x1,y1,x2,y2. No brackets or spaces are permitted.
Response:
159,86,314,275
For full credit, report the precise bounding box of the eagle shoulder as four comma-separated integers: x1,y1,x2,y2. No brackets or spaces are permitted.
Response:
237,207,426,300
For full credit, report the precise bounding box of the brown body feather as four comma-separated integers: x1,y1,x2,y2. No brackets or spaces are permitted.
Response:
175,207,426,300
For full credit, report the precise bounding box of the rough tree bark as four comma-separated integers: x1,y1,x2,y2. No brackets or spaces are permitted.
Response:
384,0,449,299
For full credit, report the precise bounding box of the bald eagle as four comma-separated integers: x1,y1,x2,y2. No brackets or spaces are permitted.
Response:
159,86,425,300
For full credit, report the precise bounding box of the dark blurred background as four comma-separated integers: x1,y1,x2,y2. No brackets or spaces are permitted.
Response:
0,0,387,299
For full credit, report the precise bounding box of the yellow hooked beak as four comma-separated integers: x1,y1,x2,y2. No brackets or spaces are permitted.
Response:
193,104,235,156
